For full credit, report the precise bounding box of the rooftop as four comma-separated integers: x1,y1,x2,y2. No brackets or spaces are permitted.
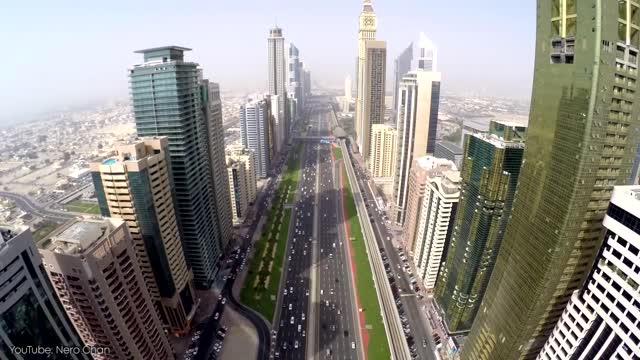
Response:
134,46,192,54
436,141,463,154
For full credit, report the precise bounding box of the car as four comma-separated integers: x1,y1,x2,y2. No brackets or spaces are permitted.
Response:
221,297,226,305
290,316,294,324
284,289,288,296
351,342,356,349
214,312,220,320
294,341,299,349
306,289,309,296
302,313,305,320
288,304,292,310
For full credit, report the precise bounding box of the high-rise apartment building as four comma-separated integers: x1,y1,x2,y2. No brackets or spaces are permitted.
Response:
226,145,257,204
359,40,386,162
303,69,311,97
537,186,640,360
268,26,289,148
90,137,195,334
411,161,460,290
39,218,174,360
227,159,249,226
369,124,396,177
462,2,640,358
269,94,284,153
355,0,377,152
343,75,352,113
434,141,464,169
436,120,526,335
392,33,437,113
402,157,458,253
392,51,441,225
0,226,88,359
130,46,228,289
202,81,233,251
240,98,272,178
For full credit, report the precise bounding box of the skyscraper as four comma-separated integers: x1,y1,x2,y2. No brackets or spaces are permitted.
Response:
268,26,288,149
227,158,249,225
343,75,352,113
537,186,640,360
286,42,304,113
392,41,441,225
369,123,396,177
240,97,272,178
463,3,640,356
355,0,377,151
631,144,640,184
90,137,196,334
392,33,438,114
202,81,234,251
0,226,88,359
40,218,174,360
410,160,460,290
360,40,386,162
304,69,311,97
434,141,464,169
226,144,258,204
435,120,526,335
130,46,228,289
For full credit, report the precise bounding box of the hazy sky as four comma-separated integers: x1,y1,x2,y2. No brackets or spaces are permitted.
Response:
1,0,535,124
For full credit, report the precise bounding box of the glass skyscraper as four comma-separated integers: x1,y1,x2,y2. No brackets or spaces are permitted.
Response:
435,120,526,335
462,2,640,358
130,46,228,289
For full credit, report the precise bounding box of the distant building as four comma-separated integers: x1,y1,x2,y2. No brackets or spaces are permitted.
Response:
434,141,464,169
130,46,228,288
369,124,396,178
90,137,196,334
268,26,289,146
393,33,437,114
411,162,460,290
39,218,174,360
240,98,272,178
227,159,249,225
392,56,441,225
286,42,304,113
226,145,258,204
303,69,311,97
269,94,284,154
342,75,352,113
359,40,386,163
0,226,88,359
537,186,640,359
436,120,526,335
402,156,458,253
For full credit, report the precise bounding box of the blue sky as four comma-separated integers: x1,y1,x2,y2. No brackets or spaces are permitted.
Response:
0,0,535,124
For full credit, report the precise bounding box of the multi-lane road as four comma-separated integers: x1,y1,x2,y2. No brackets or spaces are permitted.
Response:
273,103,363,360
0,191,74,223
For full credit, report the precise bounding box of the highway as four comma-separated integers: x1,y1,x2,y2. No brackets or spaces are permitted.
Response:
0,191,74,223
273,102,363,360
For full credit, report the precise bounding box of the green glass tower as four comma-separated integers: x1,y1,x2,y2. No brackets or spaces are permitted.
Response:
462,1,640,358
435,121,526,335
130,46,228,289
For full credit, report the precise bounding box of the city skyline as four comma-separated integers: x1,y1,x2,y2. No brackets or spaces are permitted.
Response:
0,0,535,125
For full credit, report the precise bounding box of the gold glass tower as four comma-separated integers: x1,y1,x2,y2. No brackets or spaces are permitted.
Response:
462,1,640,358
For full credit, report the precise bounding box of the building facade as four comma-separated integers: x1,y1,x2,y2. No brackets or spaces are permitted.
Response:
434,140,464,169
360,40,386,162
412,167,460,290
287,42,304,113
39,218,174,360
268,27,289,148
392,33,437,114
130,46,227,289
202,81,233,251
226,145,257,204
227,159,249,226
0,226,88,359
355,0,377,153
392,68,441,226
436,121,526,335
90,137,196,334
537,186,640,360
462,2,640,358
631,144,640,185
369,124,396,177
240,98,272,178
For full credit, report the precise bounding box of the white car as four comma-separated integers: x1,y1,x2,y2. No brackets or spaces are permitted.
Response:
289,304,292,310
302,313,305,320
290,316,294,324
294,341,299,349
351,342,356,349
